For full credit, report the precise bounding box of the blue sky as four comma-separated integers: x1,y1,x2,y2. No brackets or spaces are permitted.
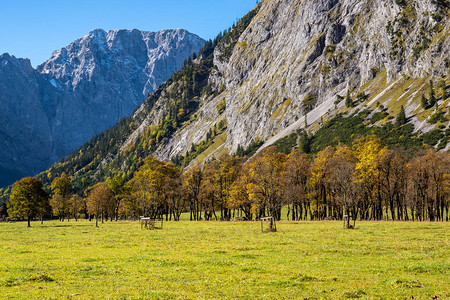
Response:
0,0,257,67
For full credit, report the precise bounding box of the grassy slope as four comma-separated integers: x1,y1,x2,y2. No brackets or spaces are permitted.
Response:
0,220,448,299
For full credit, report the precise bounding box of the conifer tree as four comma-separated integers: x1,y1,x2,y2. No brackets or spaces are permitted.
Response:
437,79,447,99
298,130,311,154
421,94,428,109
345,90,353,108
395,105,407,127
429,80,436,107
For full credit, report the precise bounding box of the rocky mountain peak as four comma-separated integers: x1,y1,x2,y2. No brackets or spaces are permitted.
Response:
0,29,205,186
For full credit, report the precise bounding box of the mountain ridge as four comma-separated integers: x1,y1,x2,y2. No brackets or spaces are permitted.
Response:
0,28,204,186
0,0,448,202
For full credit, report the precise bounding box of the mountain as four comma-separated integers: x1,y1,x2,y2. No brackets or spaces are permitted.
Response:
0,54,54,184
137,0,449,162
1,0,448,200
0,29,205,186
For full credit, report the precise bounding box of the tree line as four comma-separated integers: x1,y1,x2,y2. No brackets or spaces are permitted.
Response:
5,136,449,226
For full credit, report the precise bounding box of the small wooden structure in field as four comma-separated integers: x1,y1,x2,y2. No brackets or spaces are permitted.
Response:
343,214,356,229
140,217,163,229
260,216,277,232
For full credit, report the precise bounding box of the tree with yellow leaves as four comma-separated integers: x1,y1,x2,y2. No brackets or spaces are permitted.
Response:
217,155,242,219
353,136,385,220
228,163,254,220
129,157,181,220
246,147,287,221
50,173,72,221
308,146,334,220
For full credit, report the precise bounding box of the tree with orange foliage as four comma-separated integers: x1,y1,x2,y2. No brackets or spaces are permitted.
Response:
86,182,114,227
69,194,85,221
246,147,287,221
183,167,203,220
377,148,408,221
228,163,254,220
308,146,334,220
283,148,310,220
408,150,449,221
200,160,221,220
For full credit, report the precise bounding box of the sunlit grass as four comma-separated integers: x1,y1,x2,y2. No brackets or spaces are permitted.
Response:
0,220,448,299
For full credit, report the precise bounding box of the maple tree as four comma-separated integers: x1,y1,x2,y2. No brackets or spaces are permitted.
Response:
283,148,310,220
50,173,72,221
86,182,114,227
246,147,287,221
183,167,203,220
308,146,334,220
7,177,49,227
353,137,385,220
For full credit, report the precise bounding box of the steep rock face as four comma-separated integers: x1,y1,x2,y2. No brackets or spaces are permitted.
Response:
129,0,448,163
0,29,204,185
0,54,53,176
220,0,448,151
138,0,448,163
10,0,447,199
37,28,204,158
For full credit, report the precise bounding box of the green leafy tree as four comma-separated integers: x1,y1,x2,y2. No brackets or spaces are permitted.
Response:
7,177,49,227
297,130,311,154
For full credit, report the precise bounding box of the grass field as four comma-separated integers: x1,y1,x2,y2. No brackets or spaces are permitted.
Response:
0,219,448,299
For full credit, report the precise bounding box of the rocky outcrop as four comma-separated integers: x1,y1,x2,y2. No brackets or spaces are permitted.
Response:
221,0,449,152
141,0,448,162
5,0,446,196
0,29,204,186
0,54,53,176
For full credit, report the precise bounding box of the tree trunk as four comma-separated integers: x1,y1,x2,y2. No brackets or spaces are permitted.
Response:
27,216,31,227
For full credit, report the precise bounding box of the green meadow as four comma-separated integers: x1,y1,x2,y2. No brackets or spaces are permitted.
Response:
0,220,448,299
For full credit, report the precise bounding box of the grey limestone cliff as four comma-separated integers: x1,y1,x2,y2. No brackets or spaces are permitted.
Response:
131,0,448,164
0,54,53,177
221,0,449,152
0,29,204,186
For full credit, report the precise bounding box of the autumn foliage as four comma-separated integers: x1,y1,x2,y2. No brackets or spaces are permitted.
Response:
111,138,447,222
8,137,449,224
